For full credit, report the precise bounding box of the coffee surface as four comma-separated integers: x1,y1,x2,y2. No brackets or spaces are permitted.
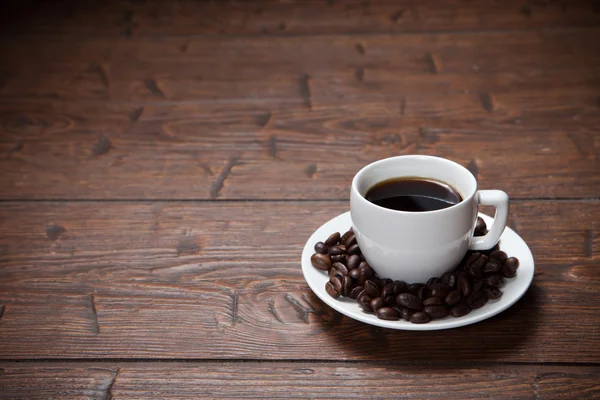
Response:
365,177,462,212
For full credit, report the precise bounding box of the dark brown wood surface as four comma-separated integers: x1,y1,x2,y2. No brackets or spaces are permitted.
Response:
0,1,599,398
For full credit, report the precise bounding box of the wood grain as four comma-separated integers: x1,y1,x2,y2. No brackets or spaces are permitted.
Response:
1,0,599,37
0,362,599,399
0,201,598,361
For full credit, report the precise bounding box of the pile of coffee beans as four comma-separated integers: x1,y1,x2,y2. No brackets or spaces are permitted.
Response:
310,217,519,324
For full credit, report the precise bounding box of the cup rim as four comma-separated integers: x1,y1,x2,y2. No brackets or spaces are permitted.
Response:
351,155,478,215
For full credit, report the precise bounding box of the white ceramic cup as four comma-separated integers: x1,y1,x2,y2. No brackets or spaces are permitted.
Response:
350,155,509,284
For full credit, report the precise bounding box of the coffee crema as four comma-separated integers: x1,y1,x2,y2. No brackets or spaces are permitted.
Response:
364,177,462,212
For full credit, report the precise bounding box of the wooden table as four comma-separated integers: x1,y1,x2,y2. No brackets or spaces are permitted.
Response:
0,1,599,398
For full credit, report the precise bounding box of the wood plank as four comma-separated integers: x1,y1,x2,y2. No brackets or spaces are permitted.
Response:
0,362,598,399
1,0,599,37
0,201,598,361
1,29,599,102
0,101,598,200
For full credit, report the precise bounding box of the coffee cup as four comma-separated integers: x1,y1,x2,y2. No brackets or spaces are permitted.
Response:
350,155,509,283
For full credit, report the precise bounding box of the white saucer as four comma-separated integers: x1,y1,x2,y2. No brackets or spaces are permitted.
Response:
301,212,535,331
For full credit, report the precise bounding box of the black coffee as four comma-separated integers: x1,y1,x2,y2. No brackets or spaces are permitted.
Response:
365,177,462,212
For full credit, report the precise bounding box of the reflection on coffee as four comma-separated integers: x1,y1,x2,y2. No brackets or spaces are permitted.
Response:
365,177,462,212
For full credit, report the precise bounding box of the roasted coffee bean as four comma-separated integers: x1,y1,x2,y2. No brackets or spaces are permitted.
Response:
348,268,360,280
329,245,346,256
344,234,357,249
450,303,471,317
400,307,413,321
340,229,354,246
502,257,519,278
342,276,353,296
330,272,344,284
314,241,328,254
466,253,487,279
429,283,452,299
346,254,361,270
489,250,508,262
347,244,361,255
474,217,487,236
445,290,461,306
458,275,471,297
325,281,340,298
483,243,500,255
427,277,440,288
383,295,396,306
483,260,502,275
357,294,373,312
423,297,443,306
311,253,331,271
370,297,385,312
376,278,388,289
410,312,431,324
397,293,424,310
330,275,343,294
329,262,348,277
484,286,502,300
485,275,503,288
394,281,407,295
473,280,484,293
417,286,428,300
349,286,364,299
377,307,400,320
325,232,341,247
331,254,347,265
424,305,449,319
441,272,457,288
407,283,424,296
364,280,380,298
381,283,395,299
467,291,487,309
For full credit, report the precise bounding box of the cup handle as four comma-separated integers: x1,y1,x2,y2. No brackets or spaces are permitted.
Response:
469,190,509,251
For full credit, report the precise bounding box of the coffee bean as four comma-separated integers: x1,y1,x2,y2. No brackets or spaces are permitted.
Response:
325,232,341,247
370,297,385,312
357,294,373,312
424,305,449,319
347,254,361,270
483,260,502,275
502,257,519,278
331,254,347,265
394,281,407,295
441,272,457,288
482,243,500,256
473,280,484,293
347,244,361,255
474,217,487,236
427,277,440,288
311,253,331,271
445,290,462,306
349,286,363,299
423,297,443,306
407,283,423,296
376,278,388,289
450,303,471,317
381,282,395,299
485,275,503,288
467,291,487,309
325,281,340,298
466,253,487,279
330,275,343,293
329,262,348,277
340,229,354,246
344,234,357,249
377,307,400,320
383,295,396,306
348,268,360,280
484,286,502,300
329,245,346,256
400,307,413,321
429,284,452,299
342,276,353,296
417,285,428,300
314,241,328,254
458,275,471,297
489,250,508,262
397,293,424,310
410,312,431,324
364,280,380,298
